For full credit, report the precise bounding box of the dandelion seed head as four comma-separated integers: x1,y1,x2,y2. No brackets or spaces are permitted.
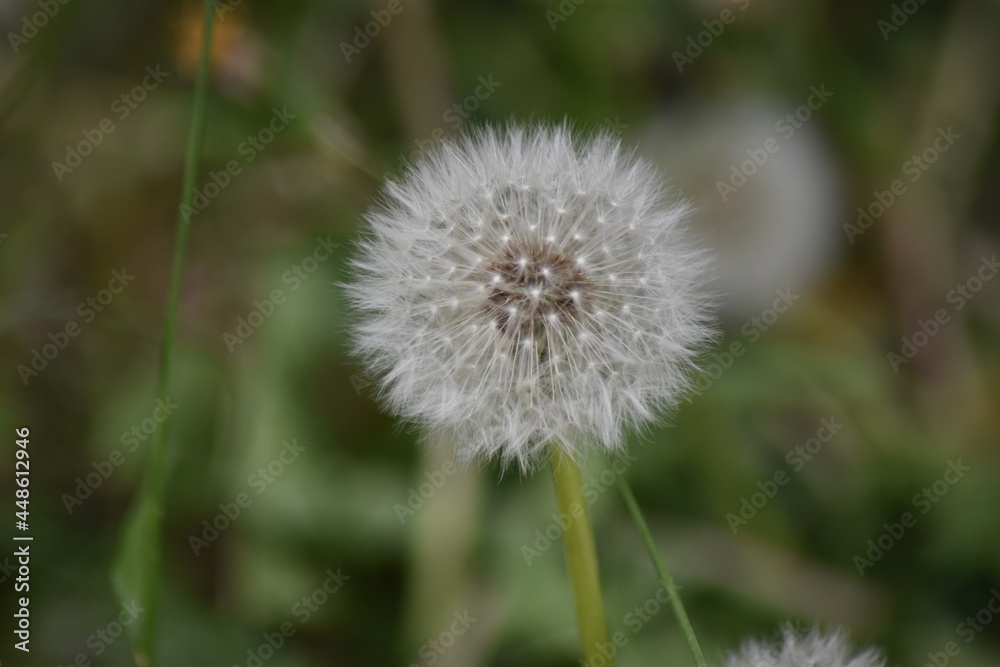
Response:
347,124,715,470
726,626,887,667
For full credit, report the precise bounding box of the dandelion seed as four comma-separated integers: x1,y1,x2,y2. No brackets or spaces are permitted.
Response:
347,124,714,470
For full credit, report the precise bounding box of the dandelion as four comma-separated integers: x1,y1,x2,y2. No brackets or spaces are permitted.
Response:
347,123,714,470
347,123,714,667
726,625,887,667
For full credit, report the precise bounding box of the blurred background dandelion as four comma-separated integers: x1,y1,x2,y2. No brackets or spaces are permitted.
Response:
1,0,999,665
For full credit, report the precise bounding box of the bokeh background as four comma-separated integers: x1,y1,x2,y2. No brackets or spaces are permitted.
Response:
1,0,999,665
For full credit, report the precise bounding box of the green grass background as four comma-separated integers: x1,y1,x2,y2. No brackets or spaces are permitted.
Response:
1,0,999,665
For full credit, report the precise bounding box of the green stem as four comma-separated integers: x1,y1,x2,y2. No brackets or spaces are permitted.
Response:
152,0,217,474
616,474,707,667
127,1,217,664
549,445,613,667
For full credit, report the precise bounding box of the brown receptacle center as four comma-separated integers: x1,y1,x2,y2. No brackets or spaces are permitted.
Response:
482,242,591,338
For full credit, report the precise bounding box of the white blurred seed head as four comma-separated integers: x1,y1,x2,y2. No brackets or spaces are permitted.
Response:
726,625,887,667
347,124,715,470
640,98,843,321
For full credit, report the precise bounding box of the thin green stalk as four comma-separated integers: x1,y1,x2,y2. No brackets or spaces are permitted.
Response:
115,2,217,665
152,0,217,485
550,445,613,667
616,474,707,667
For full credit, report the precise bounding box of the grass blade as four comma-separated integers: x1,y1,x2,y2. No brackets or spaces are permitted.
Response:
616,474,708,667
111,2,217,665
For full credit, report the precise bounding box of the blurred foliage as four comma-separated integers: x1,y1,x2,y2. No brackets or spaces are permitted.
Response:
1,0,999,665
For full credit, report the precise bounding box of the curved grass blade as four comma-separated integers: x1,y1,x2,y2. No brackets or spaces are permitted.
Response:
616,474,708,667
111,2,217,665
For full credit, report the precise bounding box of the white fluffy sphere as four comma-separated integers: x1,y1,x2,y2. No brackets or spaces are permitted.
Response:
347,124,714,470
726,626,887,667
